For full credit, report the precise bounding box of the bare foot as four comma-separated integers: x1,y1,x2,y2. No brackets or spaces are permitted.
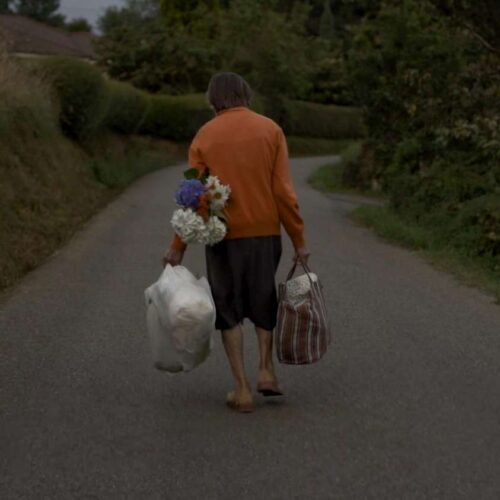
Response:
226,386,254,412
257,367,284,396
257,367,279,386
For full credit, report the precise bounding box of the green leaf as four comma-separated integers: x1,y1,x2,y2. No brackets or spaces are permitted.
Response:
184,168,199,180
199,168,210,185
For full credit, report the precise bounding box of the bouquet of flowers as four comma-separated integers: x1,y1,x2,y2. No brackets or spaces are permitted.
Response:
171,168,231,246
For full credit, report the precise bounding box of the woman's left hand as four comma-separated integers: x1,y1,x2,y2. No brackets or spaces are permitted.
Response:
162,248,184,268
293,246,311,266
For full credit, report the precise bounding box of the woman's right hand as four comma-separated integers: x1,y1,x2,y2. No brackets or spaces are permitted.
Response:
162,248,184,268
294,246,311,265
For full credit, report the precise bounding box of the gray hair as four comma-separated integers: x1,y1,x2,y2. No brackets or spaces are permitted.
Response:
206,72,253,112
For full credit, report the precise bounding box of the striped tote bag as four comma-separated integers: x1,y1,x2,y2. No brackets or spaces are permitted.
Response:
276,261,330,364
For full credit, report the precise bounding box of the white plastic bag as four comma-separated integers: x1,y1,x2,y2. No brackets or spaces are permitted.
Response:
144,264,215,373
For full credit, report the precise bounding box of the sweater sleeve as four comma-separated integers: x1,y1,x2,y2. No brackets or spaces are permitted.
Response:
272,127,306,249
169,136,207,252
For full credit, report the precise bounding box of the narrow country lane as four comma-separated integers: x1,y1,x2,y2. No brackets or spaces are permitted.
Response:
1,155,499,499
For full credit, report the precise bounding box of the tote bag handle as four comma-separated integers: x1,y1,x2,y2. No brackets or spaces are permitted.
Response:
286,258,315,287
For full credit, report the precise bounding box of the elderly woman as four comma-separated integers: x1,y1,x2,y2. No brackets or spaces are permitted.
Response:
163,72,309,413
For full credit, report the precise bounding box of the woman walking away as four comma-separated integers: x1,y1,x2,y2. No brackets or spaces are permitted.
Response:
163,72,310,413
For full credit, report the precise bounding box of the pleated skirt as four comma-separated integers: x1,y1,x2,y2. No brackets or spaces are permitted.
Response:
205,236,282,331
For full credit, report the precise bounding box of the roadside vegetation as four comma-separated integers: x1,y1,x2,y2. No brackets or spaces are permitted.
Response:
0,0,367,292
308,141,381,196
0,52,183,291
4,0,498,299
310,144,500,302
352,206,500,303
306,0,499,301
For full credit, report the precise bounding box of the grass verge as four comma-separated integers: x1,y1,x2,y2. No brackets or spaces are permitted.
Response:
86,135,184,189
0,132,183,293
352,205,500,303
307,141,381,198
308,140,500,303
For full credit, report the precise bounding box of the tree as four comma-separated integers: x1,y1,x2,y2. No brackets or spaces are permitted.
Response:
96,0,220,93
319,0,335,41
160,0,220,26
15,0,61,22
298,0,382,36
66,17,92,32
96,0,168,91
97,0,363,108
13,0,66,26
215,0,314,127
431,0,500,53
0,0,12,13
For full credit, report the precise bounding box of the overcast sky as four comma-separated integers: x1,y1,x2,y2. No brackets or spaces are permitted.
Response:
59,0,124,27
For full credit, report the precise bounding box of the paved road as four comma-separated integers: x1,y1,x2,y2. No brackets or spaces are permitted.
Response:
1,156,500,499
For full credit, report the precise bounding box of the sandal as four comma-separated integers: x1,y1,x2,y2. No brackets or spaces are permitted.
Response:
256,380,284,397
226,391,255,413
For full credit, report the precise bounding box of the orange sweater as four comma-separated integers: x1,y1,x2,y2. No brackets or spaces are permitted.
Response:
170,106,305,252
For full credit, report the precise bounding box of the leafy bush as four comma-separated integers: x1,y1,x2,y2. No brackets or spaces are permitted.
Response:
287,100,365,139
39,56,109,139
105,81,150,135
341,141,377,190
140,93,213,141
447,195,500,260
347,0,500,264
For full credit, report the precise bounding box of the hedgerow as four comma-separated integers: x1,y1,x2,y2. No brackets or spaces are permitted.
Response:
39,57,109,140
105,81,150,135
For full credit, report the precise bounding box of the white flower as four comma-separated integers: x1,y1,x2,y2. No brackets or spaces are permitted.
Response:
205,175,220,190
204,216,227,246
171,208,227,246
206,175,231,212
171,208,207,244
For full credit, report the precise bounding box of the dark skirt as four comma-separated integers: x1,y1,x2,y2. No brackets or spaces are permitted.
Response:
205,236,282,331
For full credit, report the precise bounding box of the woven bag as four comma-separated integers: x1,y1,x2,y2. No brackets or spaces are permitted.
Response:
276,260,330,364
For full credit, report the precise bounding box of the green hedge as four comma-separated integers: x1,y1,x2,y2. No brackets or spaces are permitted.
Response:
33,57,366,142
287,100,366,139
39,57,108,140
138,93,364,142
140,94,213,141
105,81,150,135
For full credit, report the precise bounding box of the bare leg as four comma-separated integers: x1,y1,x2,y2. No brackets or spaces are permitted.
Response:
255,327,279,384
222,325,253,405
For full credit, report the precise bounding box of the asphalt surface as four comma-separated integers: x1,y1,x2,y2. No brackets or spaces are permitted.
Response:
1,155,500,499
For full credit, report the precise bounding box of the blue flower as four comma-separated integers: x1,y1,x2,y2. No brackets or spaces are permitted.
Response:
175,179,206,209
